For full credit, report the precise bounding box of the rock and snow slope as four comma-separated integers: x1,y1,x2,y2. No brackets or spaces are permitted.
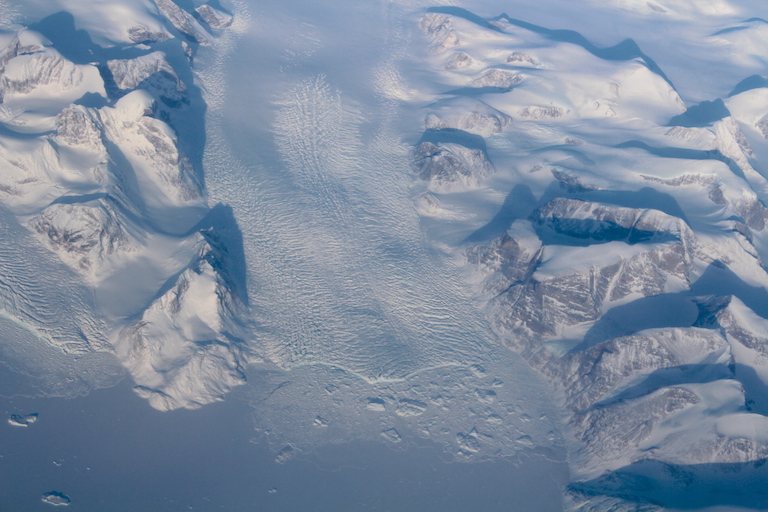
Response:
410,6,768,509
0,2,246,411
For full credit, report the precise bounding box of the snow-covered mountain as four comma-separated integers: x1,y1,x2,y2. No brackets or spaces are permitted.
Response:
412,5,768,509
0,1,247,411
3,0,768,510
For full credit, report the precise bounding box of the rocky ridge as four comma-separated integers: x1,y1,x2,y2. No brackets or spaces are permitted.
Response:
415,8,768,508
0,2,246,410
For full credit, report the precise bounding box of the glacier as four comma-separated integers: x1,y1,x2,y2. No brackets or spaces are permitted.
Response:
1,0,768,510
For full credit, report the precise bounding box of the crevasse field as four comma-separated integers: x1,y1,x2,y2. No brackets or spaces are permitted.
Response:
2,0,768,510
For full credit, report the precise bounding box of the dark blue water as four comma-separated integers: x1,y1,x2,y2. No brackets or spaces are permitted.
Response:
0,371,568,512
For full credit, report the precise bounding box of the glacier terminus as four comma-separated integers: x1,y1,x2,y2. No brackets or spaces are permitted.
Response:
1,0,768,510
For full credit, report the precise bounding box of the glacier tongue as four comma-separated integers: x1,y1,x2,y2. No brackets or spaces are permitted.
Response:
5,0,768,509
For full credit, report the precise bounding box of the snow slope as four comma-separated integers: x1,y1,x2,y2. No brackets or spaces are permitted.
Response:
405,4,768,510
0,2,246,411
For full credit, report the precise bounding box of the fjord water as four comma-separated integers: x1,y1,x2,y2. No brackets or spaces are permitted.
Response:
0,367,568,512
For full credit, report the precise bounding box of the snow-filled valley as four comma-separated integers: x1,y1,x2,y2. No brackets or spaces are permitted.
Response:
2,0,768,510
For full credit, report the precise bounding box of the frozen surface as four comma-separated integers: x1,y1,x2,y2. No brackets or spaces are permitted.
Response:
2,0,768,510
198,0,566,462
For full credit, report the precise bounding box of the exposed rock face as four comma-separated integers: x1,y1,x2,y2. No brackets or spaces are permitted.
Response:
0,44,104,101
412,141,493,192
195,4,234,29
425,109,511,138
474,209,768,476
572,386,701,462
642,172,727,204
470,69,522,89
492,242,693,350
420,13,460,54
466,225,542,295
507,52,539,66
108,51,188,107
483,201,699,360
469,199,768,478
127,24,172,44
550,328,728,410
54,104,106,153
518,106,564,119
445,52,474,70
532,198,697,247
758,117,768,139
551,169,597,192
30,199,140,274
154,0,209,45
0,31,50,70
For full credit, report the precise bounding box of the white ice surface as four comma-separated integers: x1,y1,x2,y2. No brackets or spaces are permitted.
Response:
196,0,566,457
